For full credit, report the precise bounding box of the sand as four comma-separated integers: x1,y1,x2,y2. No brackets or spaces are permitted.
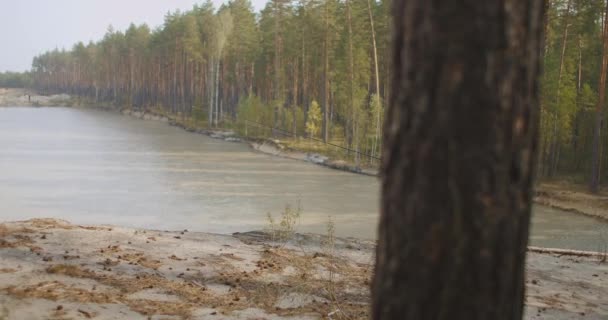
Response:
536,182,608,221
0,88,71,107
1,219,606,319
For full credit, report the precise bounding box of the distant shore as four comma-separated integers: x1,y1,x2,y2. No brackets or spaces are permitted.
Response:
0,88,73,107
1,219,607,319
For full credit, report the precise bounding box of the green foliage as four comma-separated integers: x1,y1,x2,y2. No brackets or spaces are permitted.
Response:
285,105,305,136
306,100,322,138
192,104,207,122
537,0,608,179
370,93,382,138
24,0,390,167
236,95,273,137
0,72,31,88
27,0,608,179
580,84,597,109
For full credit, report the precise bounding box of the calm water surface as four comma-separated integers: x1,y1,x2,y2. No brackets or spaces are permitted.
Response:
1,107,607,251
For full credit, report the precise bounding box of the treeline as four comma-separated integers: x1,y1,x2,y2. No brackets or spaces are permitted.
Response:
29,0,389,163
541,0,608,190
24,0,608,190
0,72,31,88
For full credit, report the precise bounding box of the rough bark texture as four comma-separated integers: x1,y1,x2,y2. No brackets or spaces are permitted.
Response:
372,1,544,319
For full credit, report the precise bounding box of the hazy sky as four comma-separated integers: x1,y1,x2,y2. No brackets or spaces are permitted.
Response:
0,0,267,72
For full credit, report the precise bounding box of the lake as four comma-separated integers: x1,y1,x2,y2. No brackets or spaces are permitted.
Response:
1,107,607,251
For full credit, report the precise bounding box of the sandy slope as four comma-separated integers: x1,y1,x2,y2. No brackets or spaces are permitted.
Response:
1,219,607,319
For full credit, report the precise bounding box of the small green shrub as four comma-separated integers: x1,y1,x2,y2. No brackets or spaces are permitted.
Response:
265,201,302,243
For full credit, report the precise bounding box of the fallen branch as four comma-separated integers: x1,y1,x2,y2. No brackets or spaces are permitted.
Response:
191,280,206,289
78,309,93,318
528,246,607,258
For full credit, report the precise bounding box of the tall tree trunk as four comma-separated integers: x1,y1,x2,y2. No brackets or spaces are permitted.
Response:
578,36,582,94
302,37,309,117
537,0,551,178
215,59,221,127
346,0,356,154
323,0,331,143
542,0,551,57
173,39,179,113
372,0,545,319
367,0,382,162
547,0,572,177
590,1,608,193
293,60,299,137
573,35,583,169
249,62,254,96
209,58,214,128
273,0,283,132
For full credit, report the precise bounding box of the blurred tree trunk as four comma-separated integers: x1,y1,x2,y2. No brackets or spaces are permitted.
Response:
372,0,545,319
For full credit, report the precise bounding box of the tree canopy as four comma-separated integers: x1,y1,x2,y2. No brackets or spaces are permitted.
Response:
19,0,608,188
27,0,390,166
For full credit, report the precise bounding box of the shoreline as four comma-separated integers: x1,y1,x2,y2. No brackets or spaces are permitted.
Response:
535,182,608,222
1,219,606,319
0,88,73,108
0,87,379,177
119,108,380,177
118,106,608,222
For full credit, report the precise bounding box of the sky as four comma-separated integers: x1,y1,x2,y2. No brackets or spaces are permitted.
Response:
0,0,267,72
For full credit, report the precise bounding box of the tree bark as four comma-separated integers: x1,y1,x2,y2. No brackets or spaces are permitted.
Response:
215,59,221,126
323,0,331,143
293,59,299,137
573,35,583,169
367,0,382,161
208,58,214,128
372,0,545,319
273,0,284,132
346,0,356,153
590,1,608,193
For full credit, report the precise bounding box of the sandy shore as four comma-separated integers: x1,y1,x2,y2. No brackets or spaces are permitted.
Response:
1,219,607,320
535,182,608,221
119,103,608,221
249,141,379,177
0,88,72,107
121,106,378,177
